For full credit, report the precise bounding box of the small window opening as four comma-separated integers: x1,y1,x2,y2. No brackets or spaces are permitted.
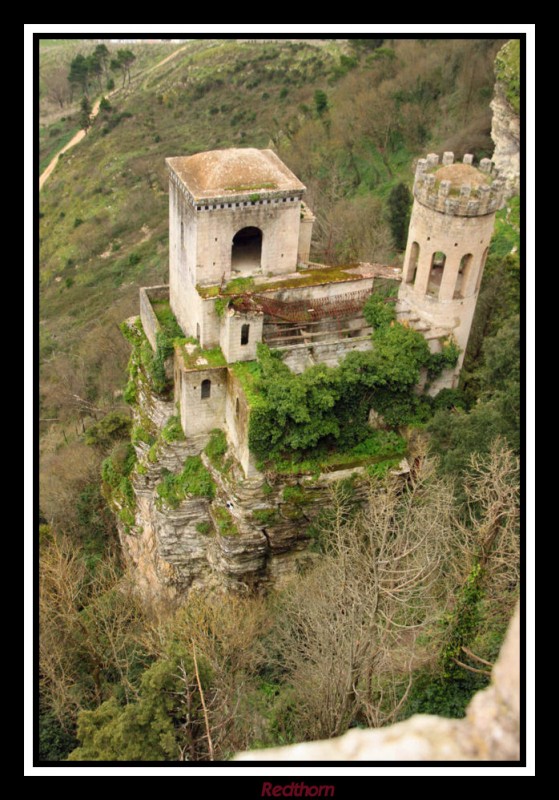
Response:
201,379,211,400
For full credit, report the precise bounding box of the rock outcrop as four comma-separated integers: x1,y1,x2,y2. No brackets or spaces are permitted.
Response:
235,603,521,761
116,327,404,601
491,81,520,198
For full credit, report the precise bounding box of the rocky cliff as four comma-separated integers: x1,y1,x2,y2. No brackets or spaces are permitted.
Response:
491,43,520,198
113,318,406,602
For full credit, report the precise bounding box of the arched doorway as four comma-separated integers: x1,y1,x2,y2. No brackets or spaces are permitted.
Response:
231,227,262,273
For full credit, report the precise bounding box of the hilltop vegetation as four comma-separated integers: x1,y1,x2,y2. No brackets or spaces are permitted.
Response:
38,38,520,761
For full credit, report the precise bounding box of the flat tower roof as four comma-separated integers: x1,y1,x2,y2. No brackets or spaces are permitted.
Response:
166,148,305,202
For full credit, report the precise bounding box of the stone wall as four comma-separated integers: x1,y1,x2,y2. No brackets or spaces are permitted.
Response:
297,203,315,263
224,368,257,478
169,182,198,338
220,309,264,363
139,285,169,351
170,170,303,288
177,362,228,438
235,604,521,762
280,334,373,374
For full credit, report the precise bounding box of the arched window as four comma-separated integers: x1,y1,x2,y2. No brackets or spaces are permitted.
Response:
201,379,211,400
241,324,250,346
406,242,420,284
236,397,240,417
455,253,473,298
196,322,200,342
427,252,446,298
231,227,262,273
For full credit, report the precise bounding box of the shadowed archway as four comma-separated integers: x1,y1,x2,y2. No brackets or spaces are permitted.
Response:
231,227,262,273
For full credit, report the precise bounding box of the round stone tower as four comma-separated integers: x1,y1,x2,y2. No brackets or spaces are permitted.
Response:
398,151,505,388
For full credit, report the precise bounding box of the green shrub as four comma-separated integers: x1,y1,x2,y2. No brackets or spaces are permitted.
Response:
204,429,227,468
131,424,156,447
248,323,430,464
195,521,212,535
161,415,185,443
282,486,307,503
426,338,460,379
214,297,229,318
252,508,278,524
363,293,396,329
494,39,520,113
85,411,131,448
213,506,238,537
156,457,215,509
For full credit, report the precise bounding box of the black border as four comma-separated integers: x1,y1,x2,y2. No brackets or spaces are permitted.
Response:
34,30,527,772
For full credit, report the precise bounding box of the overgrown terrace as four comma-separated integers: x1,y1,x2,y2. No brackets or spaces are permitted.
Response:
196,261,401,299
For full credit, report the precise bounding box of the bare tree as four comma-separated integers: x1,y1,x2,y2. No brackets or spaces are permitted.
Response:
41,66,72,109
461,440,520,611
274,461,459,740
139,591,271,759
40,535,145,721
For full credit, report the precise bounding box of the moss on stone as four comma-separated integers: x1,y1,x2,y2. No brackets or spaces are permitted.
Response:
155,456,215,509
213,505,239,537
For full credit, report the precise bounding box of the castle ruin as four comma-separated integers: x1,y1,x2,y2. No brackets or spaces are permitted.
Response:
120,147,504,598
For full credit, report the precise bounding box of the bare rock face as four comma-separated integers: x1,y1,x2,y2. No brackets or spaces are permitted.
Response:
491,83,520,198
234,604,521,762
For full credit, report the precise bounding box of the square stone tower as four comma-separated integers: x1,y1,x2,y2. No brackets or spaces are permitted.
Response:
166,148,310,344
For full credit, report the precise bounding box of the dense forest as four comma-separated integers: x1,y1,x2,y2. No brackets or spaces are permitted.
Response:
38,38,520,761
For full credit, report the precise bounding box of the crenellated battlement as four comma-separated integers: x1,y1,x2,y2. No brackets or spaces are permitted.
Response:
414,152,505,216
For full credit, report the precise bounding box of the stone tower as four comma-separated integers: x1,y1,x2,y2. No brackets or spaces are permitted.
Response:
397,152,505,389
166,148,312,351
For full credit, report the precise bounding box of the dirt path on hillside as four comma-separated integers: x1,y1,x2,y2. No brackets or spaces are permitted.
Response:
39,95,103,190
39,45,187,191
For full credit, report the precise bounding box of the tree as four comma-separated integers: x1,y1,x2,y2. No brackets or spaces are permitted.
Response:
68,54,89,97
111,49,136,88
387,182,412,250
86,52,103,92
273,460,459,740
42,66,71,108
39,536,145,722
67,651,205,761
80,95,92,133
94,44,110,78
68,592,270,760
